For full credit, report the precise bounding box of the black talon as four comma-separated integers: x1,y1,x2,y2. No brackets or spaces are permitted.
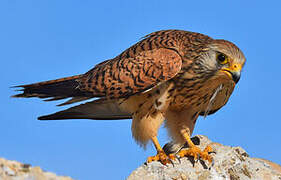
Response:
207,161,215,170
199,159,208,169
211,160,215,167
208,151,216,154
196,154,200,163
168,159,175,167
176,156,181,164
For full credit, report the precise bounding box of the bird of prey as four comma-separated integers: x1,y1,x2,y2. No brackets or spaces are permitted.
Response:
13,30,245,165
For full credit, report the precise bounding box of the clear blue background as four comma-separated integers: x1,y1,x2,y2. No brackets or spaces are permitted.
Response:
1,1,281,179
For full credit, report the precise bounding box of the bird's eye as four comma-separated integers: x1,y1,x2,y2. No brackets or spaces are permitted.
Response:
216,53,228,64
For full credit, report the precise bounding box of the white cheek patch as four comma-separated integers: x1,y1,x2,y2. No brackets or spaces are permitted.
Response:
197,51,217,72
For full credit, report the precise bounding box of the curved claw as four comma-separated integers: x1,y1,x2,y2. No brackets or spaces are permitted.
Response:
196,154,200,163
168,158,174,167
208,151,216,155
177,145,214,164
176,155,181,164
147,151,176,165
211,159,215,167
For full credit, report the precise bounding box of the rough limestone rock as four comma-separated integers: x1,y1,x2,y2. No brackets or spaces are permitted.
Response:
128,135,281,180
0,158,73,180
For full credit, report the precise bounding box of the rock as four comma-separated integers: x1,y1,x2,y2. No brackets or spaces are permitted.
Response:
127,135,281,180
1,135,280,180
0,158,73,180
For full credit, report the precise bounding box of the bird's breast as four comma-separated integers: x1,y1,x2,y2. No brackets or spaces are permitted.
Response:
168,78,235,114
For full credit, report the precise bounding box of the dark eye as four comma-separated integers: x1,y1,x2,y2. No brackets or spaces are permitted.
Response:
217,53,228,64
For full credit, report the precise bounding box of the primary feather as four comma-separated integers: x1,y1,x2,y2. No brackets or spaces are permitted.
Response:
38,99,131,120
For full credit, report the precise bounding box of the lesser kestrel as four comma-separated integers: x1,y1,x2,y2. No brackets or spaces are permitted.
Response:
13,30,246,164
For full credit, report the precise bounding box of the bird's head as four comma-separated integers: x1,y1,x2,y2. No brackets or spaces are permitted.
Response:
198,39,246,84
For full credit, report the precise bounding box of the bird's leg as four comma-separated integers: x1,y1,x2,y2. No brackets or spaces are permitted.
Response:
177,129,213,163
147,136,176,165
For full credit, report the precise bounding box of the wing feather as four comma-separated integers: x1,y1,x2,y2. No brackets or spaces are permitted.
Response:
13,30,185,104
38,99,131,120
78,48,182,99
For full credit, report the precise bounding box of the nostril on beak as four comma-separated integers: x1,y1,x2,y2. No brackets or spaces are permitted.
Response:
232,64,241,71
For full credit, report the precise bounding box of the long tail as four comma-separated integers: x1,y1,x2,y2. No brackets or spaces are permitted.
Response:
12,75,93,104
38,99,132,120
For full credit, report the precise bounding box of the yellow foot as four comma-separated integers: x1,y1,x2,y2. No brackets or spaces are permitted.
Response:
147,151,176,165
177,145,213,163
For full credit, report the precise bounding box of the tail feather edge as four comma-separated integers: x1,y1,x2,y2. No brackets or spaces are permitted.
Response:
38,99,132,120
12,75,93,104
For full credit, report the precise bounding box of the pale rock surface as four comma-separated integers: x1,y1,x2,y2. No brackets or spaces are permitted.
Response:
128,135,281,180
0,158,73,180
1,135,280,180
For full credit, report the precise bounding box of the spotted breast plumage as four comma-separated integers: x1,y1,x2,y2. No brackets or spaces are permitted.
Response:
13,30,246,164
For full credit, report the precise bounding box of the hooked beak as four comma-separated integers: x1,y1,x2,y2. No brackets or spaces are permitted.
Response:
221,64,242,84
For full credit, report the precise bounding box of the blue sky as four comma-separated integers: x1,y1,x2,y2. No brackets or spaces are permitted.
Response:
1,0,281,179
